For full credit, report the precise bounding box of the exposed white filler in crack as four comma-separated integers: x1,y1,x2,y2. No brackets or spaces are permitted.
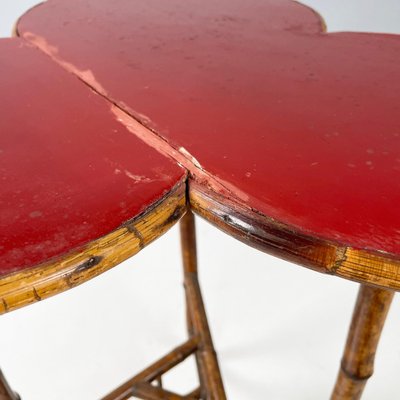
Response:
178,146,203,169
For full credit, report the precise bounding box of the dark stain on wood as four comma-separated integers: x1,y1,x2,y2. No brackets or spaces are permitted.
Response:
160,204,186,229
125,224,145,249
190,181,341,274
32,287,41,301
74,256,103,273
1,298,8,313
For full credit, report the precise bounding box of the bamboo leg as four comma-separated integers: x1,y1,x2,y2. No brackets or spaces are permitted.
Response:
101,209,225,400
331,284,394,400
180,211,226,400
101,338,198,400
182,212,205,398
0,370,19,400
185,281,205,396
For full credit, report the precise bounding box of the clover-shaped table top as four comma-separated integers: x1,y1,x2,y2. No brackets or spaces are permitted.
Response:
1,0,400,312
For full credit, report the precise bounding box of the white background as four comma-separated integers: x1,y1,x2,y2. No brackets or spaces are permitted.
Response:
1,1,400,399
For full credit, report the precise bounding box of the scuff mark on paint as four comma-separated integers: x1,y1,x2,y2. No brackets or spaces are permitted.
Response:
124,170,152,183
29,210,43,218
211,175,250,202
22,32,109,97
118,101,159,132
111,104,180,161
111,105,250,203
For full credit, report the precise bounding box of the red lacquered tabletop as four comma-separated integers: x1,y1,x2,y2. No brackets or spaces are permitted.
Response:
17,0,400,259
0,39,185,277
2,0,400,313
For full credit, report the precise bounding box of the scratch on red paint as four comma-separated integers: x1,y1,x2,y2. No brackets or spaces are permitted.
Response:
22,31,109,97
111,105,250,202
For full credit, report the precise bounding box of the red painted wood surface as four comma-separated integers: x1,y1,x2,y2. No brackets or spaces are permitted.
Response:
0,39,185,275
17,0,400,257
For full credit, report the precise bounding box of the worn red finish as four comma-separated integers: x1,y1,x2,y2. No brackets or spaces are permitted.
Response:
0,39,185,274
15,0,400,257
18,0,400,257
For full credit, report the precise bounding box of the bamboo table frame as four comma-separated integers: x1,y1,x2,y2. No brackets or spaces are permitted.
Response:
0,198,395,400
2,0,400,399
101,211,226,400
